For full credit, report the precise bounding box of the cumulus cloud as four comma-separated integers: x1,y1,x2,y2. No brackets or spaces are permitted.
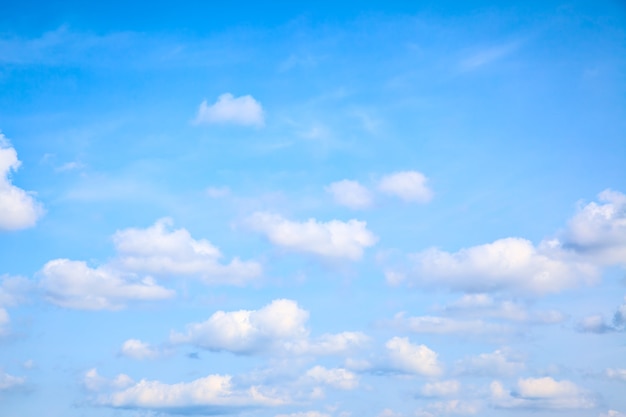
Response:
39,259,174,310
577,297,626,334
562,189,626,265
420,380,460,397
98,373,284,412
246,212,377,261
0,134,44,230
113,218,262,285
326,180,373,210
170,299,366,357
385,337,443,377
194,93,264,127
490,377,595,410
120,339,166,360
0,370,25,391
84,368,134,392
455,349,525,377
388,237,597,295
377,171,433,203
304,366,358,390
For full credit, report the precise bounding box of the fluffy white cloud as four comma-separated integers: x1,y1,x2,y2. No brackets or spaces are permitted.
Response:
390,237,597,295
305,366,358,390
99,374,284,411
606,368,626,382
455,349,525,377
120,339,164,360
113,218,262,285
377,171,433,203
490,377,595,409
385,337,442,377
194,93,264,127
0,370,25,390
0,134,44,230
84,368,134,392
171,299,367,357
39,259,174,310
326,180,373,209
563,189,626,265
420,380,460,397
246,212,377,261
391,313,512,336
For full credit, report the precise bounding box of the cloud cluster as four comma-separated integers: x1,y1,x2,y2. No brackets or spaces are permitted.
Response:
326,170,433,209
120,339,166,360
490,377,595,409
194,93,264,127
170,299,367,356
246,212,377,261
385,337,443,377
0,134,44,230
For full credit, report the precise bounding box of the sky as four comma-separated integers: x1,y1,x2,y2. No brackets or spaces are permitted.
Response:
0,1,626,416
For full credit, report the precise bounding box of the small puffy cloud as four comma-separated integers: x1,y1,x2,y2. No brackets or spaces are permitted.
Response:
0,370,25,391
490,377,595,410
0,134,44,230
326,180,373,210
562,189,626,265
606,368,626,382
577,298,626,334
246,212,377,261
390,237,597,295
385,337,443,377
99,373,284,411
390,313,512,336
120,339,165,360
377,171,433,203
39,259,174,310
420,380,460,397
305,366,358,390
113,218,262,285
455,349,525,377
194,93,264,127
84,368,134,392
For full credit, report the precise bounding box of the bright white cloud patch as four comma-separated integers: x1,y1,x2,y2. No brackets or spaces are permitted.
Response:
390,237,597,295
39,259,174,310
99,373,284,411
194,93,264,127
563,189,626,265
606,368,626,382
378,171,433,203
490,377,595,409
246,212,377,261
120,339,164,360
0,134,44,230
0,370,25,390
385,337,442,376
326,180,373,209
305,366,358,390
113,218,262,285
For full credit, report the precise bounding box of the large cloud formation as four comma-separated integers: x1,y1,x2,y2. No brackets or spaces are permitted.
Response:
0,134,44,230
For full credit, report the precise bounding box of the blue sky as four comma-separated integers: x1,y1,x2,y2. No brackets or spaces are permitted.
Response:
1,1,625,416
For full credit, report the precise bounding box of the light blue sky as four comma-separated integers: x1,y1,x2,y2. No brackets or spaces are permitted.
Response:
1,1,625,417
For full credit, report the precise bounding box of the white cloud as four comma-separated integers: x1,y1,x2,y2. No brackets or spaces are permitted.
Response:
0,370,25,390
455,349,525,377
385,337,443,377
423,400,480,415
562,189,626,265
99,374,284,411
84,368,134,392
606,368,626,382
377,171,433,203
113,218,262,285
288,331,369,356
120,339,165,360
246,212,377,261
305,366,358,390
391,313,512,336
490,377,595,410
600,411,626,417
0,134,44,230
577,297,626,334
390,237,597,295
194,93,264,127
39,259,174,310
326,180,373,209
420,380,460,397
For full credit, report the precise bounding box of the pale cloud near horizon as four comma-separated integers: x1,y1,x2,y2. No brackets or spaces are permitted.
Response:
246,212,377,261
194,93,264,127
0,134,44,230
